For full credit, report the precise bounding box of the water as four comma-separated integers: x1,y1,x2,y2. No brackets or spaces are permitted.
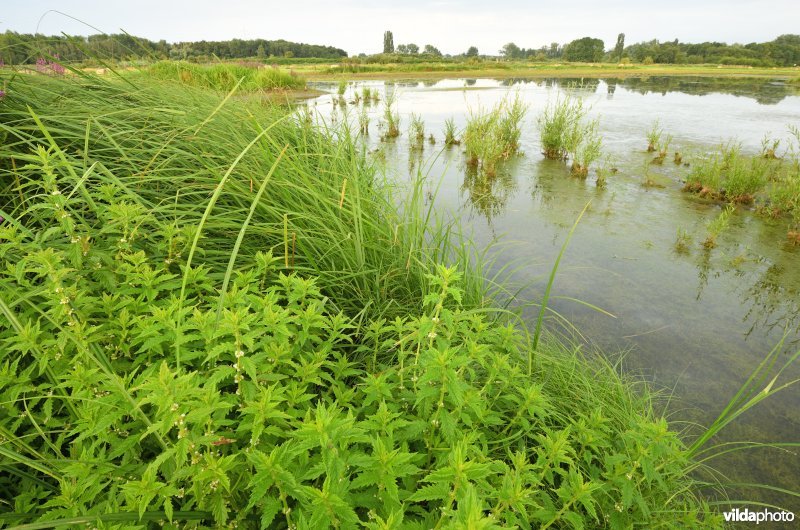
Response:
306,77,800,511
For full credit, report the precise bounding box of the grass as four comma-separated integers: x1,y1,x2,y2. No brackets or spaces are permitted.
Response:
463,93,528,177
1,68,797,528
646,119,663,152
684,142,772,204
703,205,735,249
144,60,305,91
443,117,460,146
409,113,425,147
380,89,400,140
538,92,603,176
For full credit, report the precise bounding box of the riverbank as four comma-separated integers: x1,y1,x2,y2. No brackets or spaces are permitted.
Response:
294,61,800,81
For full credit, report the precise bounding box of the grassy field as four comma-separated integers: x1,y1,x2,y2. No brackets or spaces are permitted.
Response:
2,69,797,528
293,60,800,81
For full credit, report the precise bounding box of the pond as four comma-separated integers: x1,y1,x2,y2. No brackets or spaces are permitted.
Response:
306,76,800,511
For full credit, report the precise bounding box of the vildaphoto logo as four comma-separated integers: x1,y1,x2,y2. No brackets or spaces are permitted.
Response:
723,508,795,525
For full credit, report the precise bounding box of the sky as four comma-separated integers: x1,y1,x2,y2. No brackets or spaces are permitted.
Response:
3,1,799,56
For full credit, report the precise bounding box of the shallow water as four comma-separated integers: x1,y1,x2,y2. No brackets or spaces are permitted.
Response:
306,76,800,511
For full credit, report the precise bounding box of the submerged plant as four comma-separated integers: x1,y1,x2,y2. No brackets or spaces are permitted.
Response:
674,228,692,254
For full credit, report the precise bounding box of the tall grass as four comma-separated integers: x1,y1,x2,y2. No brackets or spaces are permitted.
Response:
0,73,482,323
381,89,400,139
684,142,770,204
463,93,528,177
144,60,305,91
443,117,460,146
538,92,603,176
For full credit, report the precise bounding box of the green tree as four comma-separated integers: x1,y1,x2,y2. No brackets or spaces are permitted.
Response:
397,44,408,54
563,37,605,62
500,42,521,59
614,33,625,61
466,46,479,57
383,31,394,54
423,44,442,56
407,43,419,54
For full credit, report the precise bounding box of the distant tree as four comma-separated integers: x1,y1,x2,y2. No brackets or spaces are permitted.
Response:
563,37,605,62
423,44,442,56
500,42,521,59
383,31,394,54
256,44,266,58
614,33,625,61
466,46,479,57
407,43,419,54
397,44,408,54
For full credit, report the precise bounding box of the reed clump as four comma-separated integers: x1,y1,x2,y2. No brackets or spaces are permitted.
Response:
380,90,400,140
538,93,603,177
443,117,460,146
683,142,769,204
703,205,735,249
646,119,663,152
409,113,425,148
464,93,528,177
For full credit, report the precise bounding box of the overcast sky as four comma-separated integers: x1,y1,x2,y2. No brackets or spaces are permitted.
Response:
4,1,799,56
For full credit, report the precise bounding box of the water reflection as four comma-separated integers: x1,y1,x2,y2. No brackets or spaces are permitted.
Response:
461,166,518,225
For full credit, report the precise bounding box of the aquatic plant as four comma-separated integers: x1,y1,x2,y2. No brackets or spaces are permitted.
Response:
684,142,768,204
538,92,588,160
652,134,672,164
538,92,604,176
337,78,347,96
570,118,602,177
464,94,528,176
409,112,425,147
646,119,663,152
443,117,460,146
380,90,400,139
674,228,692,254
761,134,781,159
703,205,735,249
358,106,369,134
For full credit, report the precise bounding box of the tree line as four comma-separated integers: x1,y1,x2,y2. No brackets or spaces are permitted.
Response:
498,33,800,66
0,31,347,64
